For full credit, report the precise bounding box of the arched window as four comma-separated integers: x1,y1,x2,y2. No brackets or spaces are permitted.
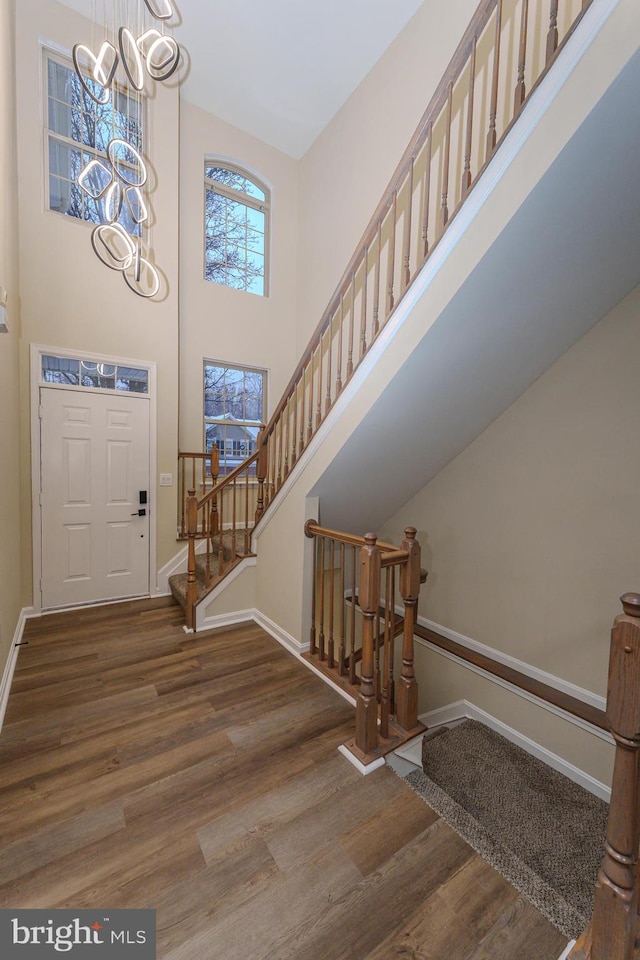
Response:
204,162,270,296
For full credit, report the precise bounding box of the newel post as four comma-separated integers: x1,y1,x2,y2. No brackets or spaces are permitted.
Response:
356,533,381,756
185,490,198,631
397,527,421,732
591,593,640,960
255,428,267,524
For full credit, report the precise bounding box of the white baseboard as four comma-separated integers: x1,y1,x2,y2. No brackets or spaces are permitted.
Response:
558,941,576,960
338,744,385,776
252,610,309,658
418,699,611,802
196,608,256,633
0,607,35,732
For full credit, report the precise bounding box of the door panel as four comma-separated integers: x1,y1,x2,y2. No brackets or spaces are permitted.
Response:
40,388,150,609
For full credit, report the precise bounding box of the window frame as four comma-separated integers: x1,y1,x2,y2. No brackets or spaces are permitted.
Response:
203,160,271,297
203,359,268,477
43,46,145,232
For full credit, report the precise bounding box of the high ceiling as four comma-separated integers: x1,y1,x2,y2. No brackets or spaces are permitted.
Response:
57,0,424,158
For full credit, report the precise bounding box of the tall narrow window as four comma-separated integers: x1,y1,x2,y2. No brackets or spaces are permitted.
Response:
204,163,270,296
45,52,143,234
204,361,267,475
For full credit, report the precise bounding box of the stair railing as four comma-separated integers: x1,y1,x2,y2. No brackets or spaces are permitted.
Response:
178,447,219,539
304,520,426,765
253,0,595,510
179,0,595,621
183,445,262,626
570,593,640,960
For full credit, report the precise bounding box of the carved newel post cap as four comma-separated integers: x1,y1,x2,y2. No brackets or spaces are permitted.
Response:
364,532,377,546
620,593,640,618
187,488,196,497
404,527,417,541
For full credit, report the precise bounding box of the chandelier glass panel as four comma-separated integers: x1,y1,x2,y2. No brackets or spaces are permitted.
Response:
73,0,181,299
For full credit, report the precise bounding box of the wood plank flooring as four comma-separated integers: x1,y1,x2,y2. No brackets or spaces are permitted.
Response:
0,598,567,960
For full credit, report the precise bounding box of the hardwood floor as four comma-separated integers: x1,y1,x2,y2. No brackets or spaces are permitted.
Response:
0,599,567,960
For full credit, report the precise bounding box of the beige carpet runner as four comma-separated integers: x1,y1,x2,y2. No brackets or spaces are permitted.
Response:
404,719,608,939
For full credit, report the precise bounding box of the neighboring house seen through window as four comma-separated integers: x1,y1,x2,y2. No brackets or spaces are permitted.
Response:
204,361,267,475
45,52,143,235
204,163,269,296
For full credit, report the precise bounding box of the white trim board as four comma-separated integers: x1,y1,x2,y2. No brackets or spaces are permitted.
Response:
558,942,577,960
194,557,257,631
0,607,35,732
415,699,610,802
338,745,385,776
415,614,612,747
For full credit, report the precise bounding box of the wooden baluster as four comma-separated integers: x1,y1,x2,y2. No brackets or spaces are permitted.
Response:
277,416,283,490
244,468,250,554
318,537,326,660
255,428,266,523
373,221,382,337
210,445,219,536
374,593,381,701
338,543,346,676
386,192,397,319
440,82,453,234
486,0,502,160
308,349,315,442
422,122,433,260
325,317,333,415
218,488,225,576
379,568,392,739
591,593,640,960
316,337,323,430
205,501,211,585
402,164,413,292
299,365,306,454
310,534,318,655
356,532,381,756
336,297,344,395
396,527,421,732
389,567,396,715
346,272,355,381
180,456,186,537
231,477,237,559
292,382,298,467
360,248,368,360
284,396,290,479
328,538,335,669
349,545,357,685
185,490,198,631
514,0,529,116
461,35,477,199
546,0,559,63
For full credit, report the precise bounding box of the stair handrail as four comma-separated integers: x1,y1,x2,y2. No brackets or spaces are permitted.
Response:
305,520,425,762
571,592,640,960
180,0,596,622
255,0,595,510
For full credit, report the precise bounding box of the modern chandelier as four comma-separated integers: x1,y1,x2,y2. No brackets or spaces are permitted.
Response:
73,0,182,299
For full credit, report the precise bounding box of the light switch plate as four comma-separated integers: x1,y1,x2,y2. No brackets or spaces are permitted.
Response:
159,473,173,486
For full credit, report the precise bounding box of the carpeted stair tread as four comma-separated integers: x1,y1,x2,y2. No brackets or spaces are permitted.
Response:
169,528,254,611
405,719,608,939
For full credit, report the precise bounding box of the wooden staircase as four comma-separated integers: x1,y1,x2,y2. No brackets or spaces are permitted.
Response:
168,527,254,619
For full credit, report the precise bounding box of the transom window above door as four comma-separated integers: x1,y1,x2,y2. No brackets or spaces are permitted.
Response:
204,163,270,297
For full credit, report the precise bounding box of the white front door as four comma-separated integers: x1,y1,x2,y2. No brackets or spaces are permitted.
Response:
40,387,150,609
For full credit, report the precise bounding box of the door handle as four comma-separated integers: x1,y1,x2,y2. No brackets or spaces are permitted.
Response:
131,509,147,517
